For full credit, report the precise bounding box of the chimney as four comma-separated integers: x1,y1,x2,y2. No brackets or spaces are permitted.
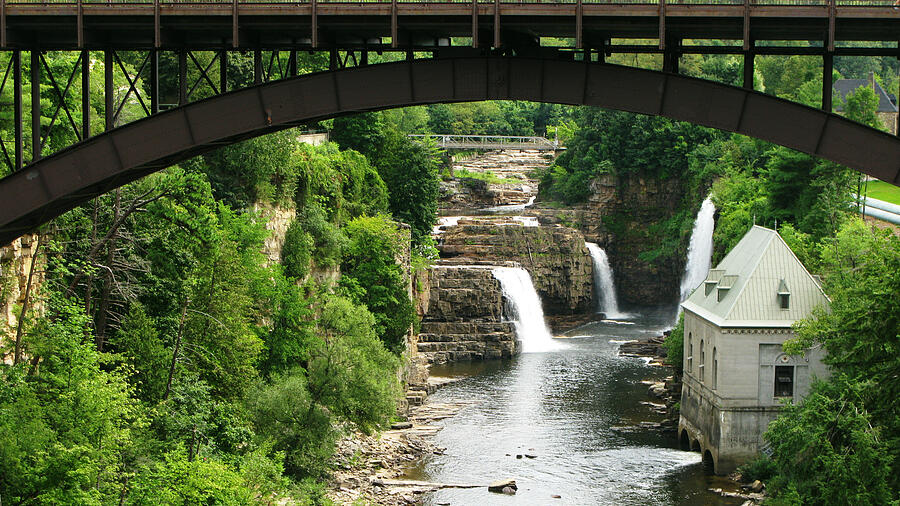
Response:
868,71,875,90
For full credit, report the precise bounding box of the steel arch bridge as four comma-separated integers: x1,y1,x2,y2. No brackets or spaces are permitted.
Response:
1,56,899,244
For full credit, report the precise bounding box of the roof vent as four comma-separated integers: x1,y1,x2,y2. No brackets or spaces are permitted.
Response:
716,275,737,302
705,269,724,296
778,279,791,309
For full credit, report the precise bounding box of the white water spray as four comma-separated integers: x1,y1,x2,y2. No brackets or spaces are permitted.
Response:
491,266,563,353
679,196,716,302
585,242,628,319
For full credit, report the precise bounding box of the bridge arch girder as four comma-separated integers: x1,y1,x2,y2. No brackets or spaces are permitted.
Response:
2,56,899,244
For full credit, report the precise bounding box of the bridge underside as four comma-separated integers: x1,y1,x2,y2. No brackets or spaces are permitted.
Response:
0,56,899,244
2,4,899,51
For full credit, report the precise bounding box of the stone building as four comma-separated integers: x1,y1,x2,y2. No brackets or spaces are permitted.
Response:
678,226,830,474
833,72,899,135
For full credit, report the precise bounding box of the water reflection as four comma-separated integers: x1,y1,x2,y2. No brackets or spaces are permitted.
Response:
408,307,743,506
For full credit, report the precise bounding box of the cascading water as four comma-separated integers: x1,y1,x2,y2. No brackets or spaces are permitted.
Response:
679,196,716,302
491,266,563,353
585,242,627,319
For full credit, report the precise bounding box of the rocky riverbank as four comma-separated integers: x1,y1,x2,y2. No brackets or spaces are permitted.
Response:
616,331,681,434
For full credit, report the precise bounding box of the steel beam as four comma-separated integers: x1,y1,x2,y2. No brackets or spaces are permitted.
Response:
254,49,262,84
76,0,83,49
658,0,666,51
471,0,478,49
391,0,398,49
0,0,5,49
743,43,754,91
105,50,113,130
179,50,187,106
220,50,228,93
154,0,160,48
150,49,159,114
3,57,899,245
13,50,21,170
822,50,833,113
311,0,318,50
575,0,583,50
493,0,500,49
81,49,89,140
30,50,40,161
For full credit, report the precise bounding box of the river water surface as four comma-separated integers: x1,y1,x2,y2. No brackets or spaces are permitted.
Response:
408,307,743,506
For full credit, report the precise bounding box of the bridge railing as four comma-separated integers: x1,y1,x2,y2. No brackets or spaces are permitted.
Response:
1,0,896,5
409,134,561,150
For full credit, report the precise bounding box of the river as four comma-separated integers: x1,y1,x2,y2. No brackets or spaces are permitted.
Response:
406,307,744,506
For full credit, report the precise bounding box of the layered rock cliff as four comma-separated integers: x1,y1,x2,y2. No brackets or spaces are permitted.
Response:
0,233,43,363
417,266,518,364
437,218,593,314
581,174,688,304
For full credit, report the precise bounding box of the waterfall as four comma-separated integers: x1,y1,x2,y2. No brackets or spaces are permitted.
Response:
679,196,716,302
491,266,563,353
585,242,626,319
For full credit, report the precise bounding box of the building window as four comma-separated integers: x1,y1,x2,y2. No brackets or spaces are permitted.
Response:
699,340,705,382
687,333,693,375
712,347,718,390
775,366,794,397
779,293,790,310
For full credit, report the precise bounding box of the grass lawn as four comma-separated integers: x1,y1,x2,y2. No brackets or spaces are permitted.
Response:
863,181,900,206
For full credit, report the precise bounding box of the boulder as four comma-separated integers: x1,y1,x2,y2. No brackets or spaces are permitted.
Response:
488,479,517,493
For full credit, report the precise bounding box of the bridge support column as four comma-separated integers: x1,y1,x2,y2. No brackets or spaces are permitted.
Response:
219,49,228,94
493,0,500,48
253,49,262,84
150,49,159,114
288,50,297,77
822,50,833,113
31,50,40,160
81,49,90,139
743,43,755,90
663,37,680,74
13,50,22,170
471,0,478,48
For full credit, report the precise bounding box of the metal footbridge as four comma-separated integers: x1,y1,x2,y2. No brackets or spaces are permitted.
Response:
409,135,561,151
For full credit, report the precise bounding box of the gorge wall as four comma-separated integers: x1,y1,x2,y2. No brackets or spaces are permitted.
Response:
437,219,593,314
0,233,43,363
523,174,690,305
417,266,518,364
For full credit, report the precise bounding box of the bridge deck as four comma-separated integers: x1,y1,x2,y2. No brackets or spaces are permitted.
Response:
1,1,898,50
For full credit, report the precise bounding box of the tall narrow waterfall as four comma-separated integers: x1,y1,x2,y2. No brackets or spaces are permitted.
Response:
679,196,716,301
491,266,562,353
585,242,625,319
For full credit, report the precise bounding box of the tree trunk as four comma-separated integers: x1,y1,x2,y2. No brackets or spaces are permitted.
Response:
14,233,43,365
163,300,190,401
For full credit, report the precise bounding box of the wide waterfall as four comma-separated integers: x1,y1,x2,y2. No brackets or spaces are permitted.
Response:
585,242,627,319
679,196,716,301
491,266,562,353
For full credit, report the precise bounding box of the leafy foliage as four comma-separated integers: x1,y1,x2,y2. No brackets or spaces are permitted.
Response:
762,220,900,504
663,313,684,376
341,215,418,353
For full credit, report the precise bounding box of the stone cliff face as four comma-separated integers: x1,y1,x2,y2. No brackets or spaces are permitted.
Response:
500,173,691,305
253,202,297,267
417,266,518,364
582,175,687,305
1,233,44,363
437,219,593,314
522,174,688,305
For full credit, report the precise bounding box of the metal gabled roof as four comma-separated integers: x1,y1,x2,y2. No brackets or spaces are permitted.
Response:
682,226,830,328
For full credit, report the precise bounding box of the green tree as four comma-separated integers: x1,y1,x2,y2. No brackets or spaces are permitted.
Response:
0,296,142,504
764,376,894,506
341,215,417,353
